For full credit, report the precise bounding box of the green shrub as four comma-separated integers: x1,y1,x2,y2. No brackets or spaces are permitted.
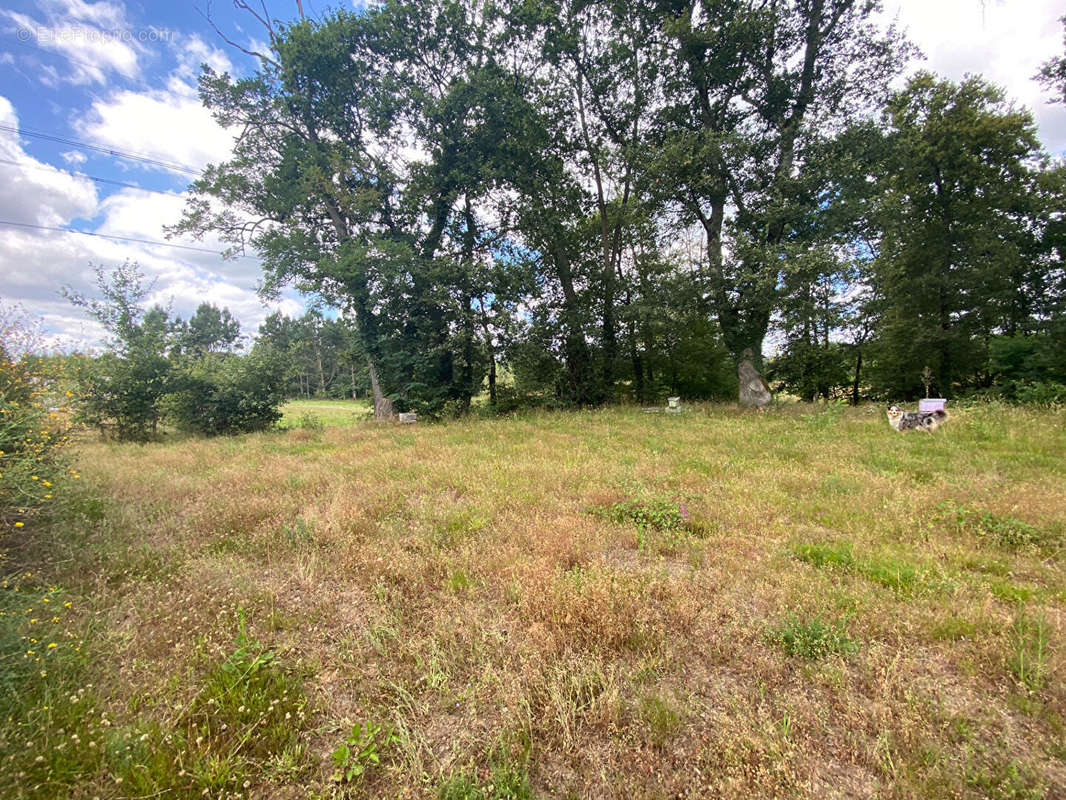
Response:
72,351,170,441
66,263,284,439
167,351,285,436
1013,381,1066,406
0,348,70,527
296,412,324,433
594,492,707,551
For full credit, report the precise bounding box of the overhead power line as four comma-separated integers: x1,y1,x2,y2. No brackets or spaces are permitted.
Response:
0,157,179,196
0,219,257,259
0,123,202,176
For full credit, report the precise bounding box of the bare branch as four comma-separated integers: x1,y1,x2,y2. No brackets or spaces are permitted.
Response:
196,0,280,68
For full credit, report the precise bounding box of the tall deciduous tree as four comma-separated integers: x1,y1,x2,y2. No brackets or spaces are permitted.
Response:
654,0,906,361
865,73,1058,397
177,303,242,355
1038,15,1066,104
175,3,519,417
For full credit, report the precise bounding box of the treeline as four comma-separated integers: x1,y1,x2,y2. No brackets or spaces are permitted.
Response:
170,0,1066,415
161,2,1061,415
255,311,368,399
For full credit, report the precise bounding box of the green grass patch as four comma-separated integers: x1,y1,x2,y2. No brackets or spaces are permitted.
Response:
929,616,979,641
965,754,1046,800
792,541,855,569
768,614,858,660
940,502,1059,551
860,555,919,591
638,694,683,746
280,398,370,428
0,595,310,799
1010,606,1051,693
438,733,534,800
793,541,922,592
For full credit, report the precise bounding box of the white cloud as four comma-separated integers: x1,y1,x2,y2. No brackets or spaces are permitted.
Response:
0,94,303,352
77,77,235,174
0,96,98,225
1,2,141,86
95,188,264,283
49,0,127,29
61,149,87,165
883,0,1066,154
172,33,235,81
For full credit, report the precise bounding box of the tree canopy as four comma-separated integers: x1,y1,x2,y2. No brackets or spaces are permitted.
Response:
174,0,1065,413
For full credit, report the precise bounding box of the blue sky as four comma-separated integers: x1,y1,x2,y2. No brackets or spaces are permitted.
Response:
0,0,1064,351
0,0,314,349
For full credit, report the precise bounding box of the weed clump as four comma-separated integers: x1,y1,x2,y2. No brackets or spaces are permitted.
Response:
769,614,858,659
331,720,400,784
296,412,325,433
592,490,710,551
185,619,308,768
638,694,682,746
438,731,533,800
1009,606,1050,693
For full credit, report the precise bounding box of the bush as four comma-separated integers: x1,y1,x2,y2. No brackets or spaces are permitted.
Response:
167,351,285,436
72,351,171,441
0,348,70,528
1012,381,1066,407
66,263,286,439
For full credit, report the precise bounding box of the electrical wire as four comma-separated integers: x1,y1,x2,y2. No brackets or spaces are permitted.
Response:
0,157,182,196
0,123,202,175
0,219,256,259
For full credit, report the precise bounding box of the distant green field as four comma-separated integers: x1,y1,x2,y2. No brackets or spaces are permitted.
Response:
280,397,371,427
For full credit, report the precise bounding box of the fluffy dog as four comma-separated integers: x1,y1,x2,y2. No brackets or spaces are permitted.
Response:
887,405,949,433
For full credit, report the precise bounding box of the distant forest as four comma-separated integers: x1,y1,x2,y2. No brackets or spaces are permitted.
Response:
137,2,1066,415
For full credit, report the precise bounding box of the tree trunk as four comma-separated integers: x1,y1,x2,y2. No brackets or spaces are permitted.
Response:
368,358,394,420
630,331,644,405
488,356,497,407
851,348,863,406
553,244,595,404
315,344,326,396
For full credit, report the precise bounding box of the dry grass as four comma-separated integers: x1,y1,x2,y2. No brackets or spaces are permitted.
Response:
3,401,1065,798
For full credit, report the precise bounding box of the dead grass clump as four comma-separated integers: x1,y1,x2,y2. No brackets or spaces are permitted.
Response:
517,565,700,656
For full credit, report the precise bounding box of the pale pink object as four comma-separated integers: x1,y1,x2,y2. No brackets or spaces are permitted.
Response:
918,398,946,412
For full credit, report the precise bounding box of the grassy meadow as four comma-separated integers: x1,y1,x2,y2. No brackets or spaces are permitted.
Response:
2,400,1065,798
